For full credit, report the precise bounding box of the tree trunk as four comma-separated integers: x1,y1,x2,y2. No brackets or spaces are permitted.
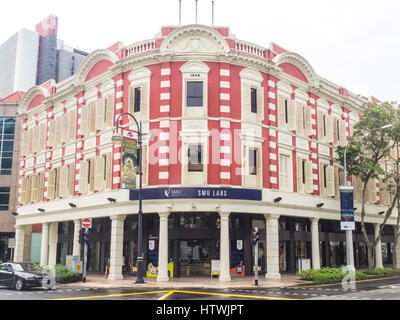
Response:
360,178,375,270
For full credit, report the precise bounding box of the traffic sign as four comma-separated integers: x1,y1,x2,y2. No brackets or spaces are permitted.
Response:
82,218,92,229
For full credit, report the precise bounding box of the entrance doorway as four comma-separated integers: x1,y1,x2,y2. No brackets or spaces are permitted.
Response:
179,240,211,277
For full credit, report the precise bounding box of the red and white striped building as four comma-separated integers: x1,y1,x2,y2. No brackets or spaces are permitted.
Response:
15,24,397,281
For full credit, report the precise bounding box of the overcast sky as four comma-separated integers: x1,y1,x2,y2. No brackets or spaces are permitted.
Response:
1,0,399,103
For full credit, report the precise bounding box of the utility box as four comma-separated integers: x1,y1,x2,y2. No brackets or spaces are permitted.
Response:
66,255,81,273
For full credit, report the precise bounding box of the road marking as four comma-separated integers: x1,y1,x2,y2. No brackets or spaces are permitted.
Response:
158,291,176,301
289,276,400,289
171,290,300,300
51,290,171,300
51,289,300,301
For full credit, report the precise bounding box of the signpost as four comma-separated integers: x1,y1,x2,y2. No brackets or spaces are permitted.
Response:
340,186,354,274
81,219,92,283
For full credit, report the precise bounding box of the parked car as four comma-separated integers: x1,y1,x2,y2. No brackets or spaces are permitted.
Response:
0,262,51,291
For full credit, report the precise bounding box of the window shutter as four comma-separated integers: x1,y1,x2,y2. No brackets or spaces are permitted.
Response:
277,96,285,128
28,128,33,155
305,107,312,136
340,120,347,146
141,83,148,115
39,123,46,151
317,111,324,141
369,178,377,204
379,178,389,206
319,163,326,196
334,167,340,198
68,110,76,141
55,116,62,146
61,113,69,144
68,164,75,196
59,166,68,197
288,100,296,130
243,84,251,116
106,94,114,127
296,102,304,135
89,102,96,133
79,160,88,194
256,88,264,122
349,123,354,137
89,158,95,192
31,174,39,203
297,158,303,193
105,153,112,189
33,126,39,153
95,156,105,191
326,114,333,143
20,177,28,205
47,169,56,200
49,119,55,147
305,161,313,194
39,172,45,201
333,117,338,145
80,106,89,136
326,165,335,196
21,131,28,156
96,99,105,131
128,87,135,115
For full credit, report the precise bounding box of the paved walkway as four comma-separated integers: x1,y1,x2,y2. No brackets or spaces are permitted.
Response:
60,274,308,289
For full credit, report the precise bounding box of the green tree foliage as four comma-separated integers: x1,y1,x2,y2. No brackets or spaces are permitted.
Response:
336,102,399,270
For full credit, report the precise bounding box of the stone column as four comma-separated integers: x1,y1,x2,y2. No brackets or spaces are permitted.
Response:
40,222,50,266
219,212,231,282
73,219,82,258
48,222,58,267
109,215,126,280
374,223,383,269
14,225,25,262
265,214,281,279
310,218,320,270
157,212,170,282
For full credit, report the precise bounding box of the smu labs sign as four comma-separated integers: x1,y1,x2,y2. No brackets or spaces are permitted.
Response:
129,187,262,201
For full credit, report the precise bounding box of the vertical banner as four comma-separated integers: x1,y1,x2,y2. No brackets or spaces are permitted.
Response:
121,129,138,190
340,186,355,230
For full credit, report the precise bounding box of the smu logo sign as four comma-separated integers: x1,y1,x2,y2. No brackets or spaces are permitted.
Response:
130,187,262,201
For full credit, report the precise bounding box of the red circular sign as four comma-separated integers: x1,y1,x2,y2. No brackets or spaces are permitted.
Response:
82,218,92,229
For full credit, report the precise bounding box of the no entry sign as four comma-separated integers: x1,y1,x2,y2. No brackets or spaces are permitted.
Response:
82,218,92,229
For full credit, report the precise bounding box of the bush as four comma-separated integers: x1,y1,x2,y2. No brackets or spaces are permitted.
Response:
54,264,82,284
363,268,400,276
298,267,367,283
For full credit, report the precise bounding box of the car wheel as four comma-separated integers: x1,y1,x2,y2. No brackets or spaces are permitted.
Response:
14,278,25,291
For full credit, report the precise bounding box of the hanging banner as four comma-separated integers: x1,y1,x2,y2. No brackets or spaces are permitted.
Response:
121,130,138,190
340,186,355,230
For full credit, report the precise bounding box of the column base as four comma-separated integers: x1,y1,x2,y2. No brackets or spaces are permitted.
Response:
219,275,231,282
265,272,281,280
157,275,170,282
108,274,124,280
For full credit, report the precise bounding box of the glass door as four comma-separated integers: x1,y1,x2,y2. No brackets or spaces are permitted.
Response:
179,240,211,277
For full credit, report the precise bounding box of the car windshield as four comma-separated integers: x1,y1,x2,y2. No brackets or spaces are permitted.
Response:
14,263,43,272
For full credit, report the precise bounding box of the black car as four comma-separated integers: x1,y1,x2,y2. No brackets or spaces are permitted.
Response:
0,262,51,291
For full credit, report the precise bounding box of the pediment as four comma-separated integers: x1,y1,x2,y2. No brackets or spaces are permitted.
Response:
160,25,230,54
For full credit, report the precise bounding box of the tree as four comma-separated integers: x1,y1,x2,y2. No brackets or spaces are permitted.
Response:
336,102,397,270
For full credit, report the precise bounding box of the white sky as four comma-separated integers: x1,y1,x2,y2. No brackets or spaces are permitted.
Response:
1,0,399,102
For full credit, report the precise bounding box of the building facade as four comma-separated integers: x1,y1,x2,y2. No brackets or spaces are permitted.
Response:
0,92,25,263
15,24,398,281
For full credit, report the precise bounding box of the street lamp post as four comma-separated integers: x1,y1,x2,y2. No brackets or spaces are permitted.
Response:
112,112,144,284
342,124,393,273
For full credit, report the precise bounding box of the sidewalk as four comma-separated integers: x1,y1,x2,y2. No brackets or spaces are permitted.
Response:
60,273,309,289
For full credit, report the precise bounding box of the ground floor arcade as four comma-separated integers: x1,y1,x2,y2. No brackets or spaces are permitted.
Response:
13,212,397,281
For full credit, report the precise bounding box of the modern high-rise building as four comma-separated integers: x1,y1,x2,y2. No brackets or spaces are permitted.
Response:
0,15,88,100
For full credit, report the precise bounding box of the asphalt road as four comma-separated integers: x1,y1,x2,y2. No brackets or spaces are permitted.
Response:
1,276,400,301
